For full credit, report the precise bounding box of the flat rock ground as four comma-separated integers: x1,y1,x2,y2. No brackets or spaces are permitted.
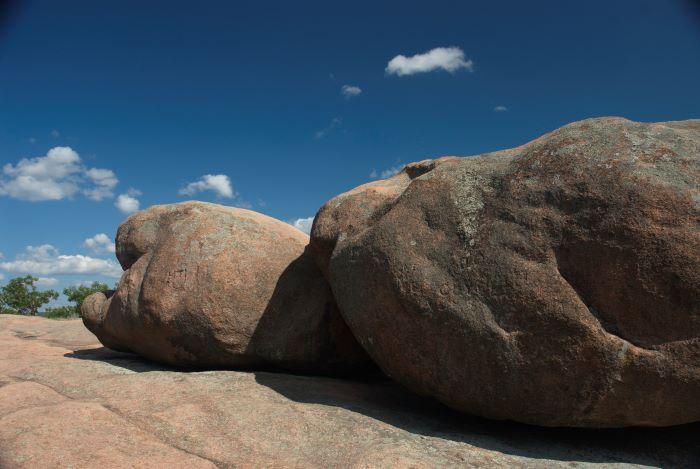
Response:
0,315,697,468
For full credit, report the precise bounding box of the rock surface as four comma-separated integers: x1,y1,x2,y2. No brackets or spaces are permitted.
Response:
313,117,700,427
2,315,699,468
310,157,458,278
82,201,368,374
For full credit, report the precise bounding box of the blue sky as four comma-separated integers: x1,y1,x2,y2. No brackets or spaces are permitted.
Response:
1,0,699,303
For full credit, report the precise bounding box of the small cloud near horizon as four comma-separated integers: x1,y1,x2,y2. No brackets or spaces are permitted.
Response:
370,163,403,179
0,244,122,278
35,277,59,286
289,217,314,234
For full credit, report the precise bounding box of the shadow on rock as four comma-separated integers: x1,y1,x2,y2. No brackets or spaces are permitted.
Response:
65,347,180,373
246,246,374,377
253,371,700,466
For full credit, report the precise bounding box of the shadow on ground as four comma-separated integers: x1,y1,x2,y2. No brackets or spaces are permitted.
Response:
66,347,178,373
67,346,700,467
253,372,700,466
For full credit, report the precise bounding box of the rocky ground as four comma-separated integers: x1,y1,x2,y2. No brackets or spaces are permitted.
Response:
1,315,698,468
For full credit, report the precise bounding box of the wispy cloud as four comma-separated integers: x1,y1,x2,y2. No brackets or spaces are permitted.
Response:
72,280,99,287
0,244,122,278
35,277,59,286
315,117,342,139
369,163,403,179
0,147,118,202
493,105,508,112
386,47,473,76
289,217,314,234
341,85,362,98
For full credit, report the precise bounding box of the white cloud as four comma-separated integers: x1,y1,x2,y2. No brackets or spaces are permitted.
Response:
370,164,402,179
341,85,362,98
289,217,314,235
115,188,141,214
0,272,4,281
1,147,81,201
35,277,59,286
314,117,342,139
84,233,116,254
179,174,234,198
83,168,118,201
381,166,402,178
386,47,473,76
0,147,119,202
493,105,508,112
0,244,122,278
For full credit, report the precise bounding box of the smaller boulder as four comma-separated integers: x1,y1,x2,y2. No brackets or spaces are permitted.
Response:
82,201,369,375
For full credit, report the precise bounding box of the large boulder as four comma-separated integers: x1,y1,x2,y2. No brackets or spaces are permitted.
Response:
311,117,700,427
82,201,368,374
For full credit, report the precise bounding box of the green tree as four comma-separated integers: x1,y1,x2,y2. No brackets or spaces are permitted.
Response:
43,306,77,319
62,282,110,317
0,276,59,316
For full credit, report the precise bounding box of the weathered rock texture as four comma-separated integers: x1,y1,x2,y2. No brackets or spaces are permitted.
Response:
310,157,458,278
311,117,700,427
82,201,368,374
2,315,698,468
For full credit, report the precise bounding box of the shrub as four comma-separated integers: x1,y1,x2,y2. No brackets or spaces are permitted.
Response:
44,306,79,319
